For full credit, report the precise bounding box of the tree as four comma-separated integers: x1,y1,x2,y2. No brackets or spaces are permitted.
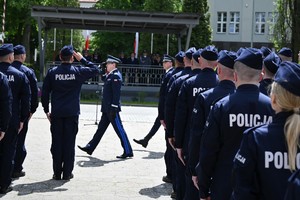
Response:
182,0,212,48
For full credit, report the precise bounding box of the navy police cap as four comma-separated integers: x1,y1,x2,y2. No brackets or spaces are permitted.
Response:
0,44,14,56
278,47,292,58
162,54,173,62
218,50,237,69
201,45,218,61
14,45,26,55
237,47,245,56
260,46,272,58
263,52,281,74
175,51,185,63
235,48,263,70
106,55,121,63
274,61,300,96
60,45,74,56
192,49,202,63
185,47,197,60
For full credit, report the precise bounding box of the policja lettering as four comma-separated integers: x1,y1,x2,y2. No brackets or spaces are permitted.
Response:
265,151,300,169
193,87,210,96
55,74,76,81
7,75,14,82
229,113,272,127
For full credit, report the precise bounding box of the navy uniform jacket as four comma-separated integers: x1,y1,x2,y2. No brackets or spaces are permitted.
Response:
197,84,274,199
0,62,30,128
259,78,273,96
285,169,300,200
42,58,100,117
174,68,218,151
232,112,298,200
158,67,174,120
12,61,39,114
166,66,185,89
188,80,236,176
165,67,194,138
101,68,123,113
0,72,12,132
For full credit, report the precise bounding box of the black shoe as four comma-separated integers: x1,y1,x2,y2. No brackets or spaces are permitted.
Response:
170,191,176,199
12,171,26,178
0,186,13,194
52,174,61,180
63,173,74,181
133,139,148,148
162,175,172,183
77,145,92,155
116,153,134,159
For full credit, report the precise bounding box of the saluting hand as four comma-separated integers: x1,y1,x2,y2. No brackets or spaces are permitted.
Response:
0,131,5,141
73,51,83,61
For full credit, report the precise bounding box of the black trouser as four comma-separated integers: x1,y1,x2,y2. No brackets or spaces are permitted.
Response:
50,116,78,178
88,112,132,155
0,125,18,188
144,116,161,141
13,117,29,173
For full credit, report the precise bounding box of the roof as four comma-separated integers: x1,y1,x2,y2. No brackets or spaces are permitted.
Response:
31,6,200,35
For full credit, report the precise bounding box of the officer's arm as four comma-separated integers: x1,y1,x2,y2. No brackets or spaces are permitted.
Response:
0,76,12,132
41,72,51,114
20,75,31,123
158,75,168,121
232,131,258,200
164,82,177,138
111,74,122,112
197,105,222,199
28,70,39,114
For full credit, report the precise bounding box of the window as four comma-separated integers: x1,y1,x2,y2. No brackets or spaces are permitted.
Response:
217,12,227,33
229,12,240,33
255,12,266,34
268,12,278,35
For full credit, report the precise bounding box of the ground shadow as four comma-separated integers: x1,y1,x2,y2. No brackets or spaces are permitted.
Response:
139,183,172,199
134,149,164,159
8,179,68,196
76,155,126,168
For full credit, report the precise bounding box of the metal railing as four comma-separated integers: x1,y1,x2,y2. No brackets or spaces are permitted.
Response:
46,62,164,87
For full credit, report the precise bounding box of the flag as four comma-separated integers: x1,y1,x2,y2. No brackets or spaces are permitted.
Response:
85,35,89,50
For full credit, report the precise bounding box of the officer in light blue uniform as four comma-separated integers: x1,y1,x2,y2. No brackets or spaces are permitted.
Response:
259,52,281,96
285,169,300,200
188,50,237,193
78,55,133,159
232,61,300,200
11,45,39,178
197,48,274,200
0,72,12,140
0,44,30,194
175,45,219,200
42,45,100,180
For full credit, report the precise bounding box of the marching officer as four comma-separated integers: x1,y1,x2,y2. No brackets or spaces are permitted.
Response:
11,45,39,178
78,55,133,159
41,45,100,180
232,61,300,200
197,48,274,200
0,44,30,194
189,50,237,191
0,71,12,142
259,52,281,96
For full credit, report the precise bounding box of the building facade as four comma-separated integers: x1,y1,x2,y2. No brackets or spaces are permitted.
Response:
208,0,277,50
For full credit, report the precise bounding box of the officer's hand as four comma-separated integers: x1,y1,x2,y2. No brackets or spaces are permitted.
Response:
46,112,51,123
109,107,118,119
192,176,199,190
0,131,5,141
201,197,211,200
73,51,83,61
18,122,24,134
100,62,107,75
160,120,166,129
168,137,176,150
176,148,185,166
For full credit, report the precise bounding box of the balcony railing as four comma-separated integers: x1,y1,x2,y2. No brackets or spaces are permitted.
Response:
46,62,164,87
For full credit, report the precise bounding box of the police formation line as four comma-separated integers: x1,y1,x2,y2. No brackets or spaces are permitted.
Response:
0,43,300,200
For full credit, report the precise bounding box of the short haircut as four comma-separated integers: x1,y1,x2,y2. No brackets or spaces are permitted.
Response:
60,55,72,62
234,61,261,82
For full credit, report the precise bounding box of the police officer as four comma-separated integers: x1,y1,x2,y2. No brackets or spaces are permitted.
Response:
0,71,12,141
175,45,219,200
278,47,293,62
41,45,100,180
285,169,300,200
197,48,274,200
260,46,272,59
11,45,39,178
188,50,237,194
0,44,30,194
259,52,281,96
232,61,300,200
78,55,133,159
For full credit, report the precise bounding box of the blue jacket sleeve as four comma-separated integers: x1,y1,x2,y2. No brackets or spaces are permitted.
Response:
0,75,12,132
20,75,31,122
27,69,39,113
158,74,168,120
111,74,122,110
41,70,51,114
165,82,177,138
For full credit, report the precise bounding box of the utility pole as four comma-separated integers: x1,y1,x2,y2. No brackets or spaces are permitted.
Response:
1,0,6,44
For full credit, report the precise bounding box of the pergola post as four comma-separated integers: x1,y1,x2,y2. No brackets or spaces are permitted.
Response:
185,25,193,51
38,17,44,81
